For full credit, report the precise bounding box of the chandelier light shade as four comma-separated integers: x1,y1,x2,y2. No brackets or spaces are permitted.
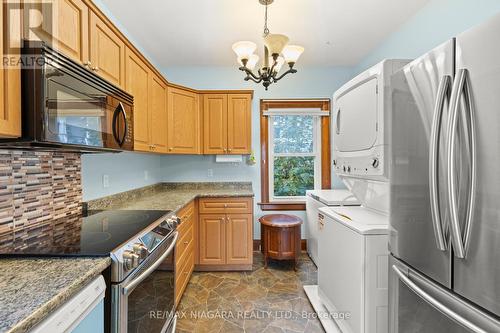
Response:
231,41,257,60
282,45,304,64
231,0,304,90
239,54,260,70
264,34,289,55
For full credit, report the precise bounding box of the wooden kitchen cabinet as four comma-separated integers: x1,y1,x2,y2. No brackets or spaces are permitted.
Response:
203,94,227,154
198,197,253,270
125,47,150,151
228,94,252,154
199,214,226,265
149,73,168,153
89,11,125,87
167,87,201,154
202,93,252,154
0,0,21,137
175,201,196,306
24,0,89,65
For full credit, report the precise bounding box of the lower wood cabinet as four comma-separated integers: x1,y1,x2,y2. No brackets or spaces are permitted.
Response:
174,200,196,306
198,197,253,270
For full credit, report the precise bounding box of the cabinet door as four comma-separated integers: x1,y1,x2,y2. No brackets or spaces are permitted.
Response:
25,0,89,64
167,87,200,154
226,214,253,265
227,94,252,154
0,1,21,137
149,74,168,153
199,214,226,265
203,94,227,154
125,47,150,152
89,11,125,87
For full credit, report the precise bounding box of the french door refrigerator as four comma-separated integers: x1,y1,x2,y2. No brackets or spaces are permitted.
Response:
389,13,500,332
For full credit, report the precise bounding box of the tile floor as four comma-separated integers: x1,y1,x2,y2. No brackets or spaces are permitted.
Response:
176,252,324,333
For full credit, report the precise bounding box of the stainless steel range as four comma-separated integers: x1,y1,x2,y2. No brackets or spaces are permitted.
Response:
0,209,180,333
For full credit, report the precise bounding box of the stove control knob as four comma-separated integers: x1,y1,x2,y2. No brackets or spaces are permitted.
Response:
123,250,139,270
372,157,380,168
132,243,148,259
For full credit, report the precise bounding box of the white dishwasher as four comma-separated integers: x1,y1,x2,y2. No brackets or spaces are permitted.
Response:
31,275,106,333
305,189,359,266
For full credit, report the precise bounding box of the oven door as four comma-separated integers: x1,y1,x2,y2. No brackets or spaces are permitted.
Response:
43,62,133,150
112,232,178,333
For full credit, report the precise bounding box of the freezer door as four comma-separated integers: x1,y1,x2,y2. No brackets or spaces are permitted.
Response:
389,256,500,333
389,40,454,287
452,13,500,316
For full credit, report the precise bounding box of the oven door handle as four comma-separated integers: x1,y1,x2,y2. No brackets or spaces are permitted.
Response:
123,231,178,295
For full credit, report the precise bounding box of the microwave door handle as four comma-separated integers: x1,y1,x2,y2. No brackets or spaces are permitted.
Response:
112,102,128,147
429,75,451,251
122,232,178,295
392,265,486,333
460,69,477,256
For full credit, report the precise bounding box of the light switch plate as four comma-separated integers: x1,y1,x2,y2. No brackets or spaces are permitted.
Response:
102,174,109,188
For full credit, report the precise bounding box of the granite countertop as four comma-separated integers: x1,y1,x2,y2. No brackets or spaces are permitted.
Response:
0,257,110,333
86,182,254,212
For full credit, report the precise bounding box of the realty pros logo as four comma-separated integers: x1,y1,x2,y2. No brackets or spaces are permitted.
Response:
3,0,53,69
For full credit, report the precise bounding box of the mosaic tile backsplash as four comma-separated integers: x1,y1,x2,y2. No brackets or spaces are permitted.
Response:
0,150,82,249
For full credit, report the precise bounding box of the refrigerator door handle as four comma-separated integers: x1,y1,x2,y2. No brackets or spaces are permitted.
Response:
429,75,451,251
392,265,486,333
460,69,477,256
447,69,477,259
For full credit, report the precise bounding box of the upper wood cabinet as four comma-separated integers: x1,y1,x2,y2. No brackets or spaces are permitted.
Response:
203,94,227,154
89,11,125,88
228,94,252,154
202,93,252,154
149,74,168,153
0,0,21,138
24,0,89,65
167,87,201,154
125,47,150,152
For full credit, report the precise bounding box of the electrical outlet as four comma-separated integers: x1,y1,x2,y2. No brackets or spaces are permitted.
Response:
207,168,214,178
102,174,109,188
144,170,149,181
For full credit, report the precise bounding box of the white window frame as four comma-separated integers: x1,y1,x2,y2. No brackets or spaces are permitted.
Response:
268,113,322,202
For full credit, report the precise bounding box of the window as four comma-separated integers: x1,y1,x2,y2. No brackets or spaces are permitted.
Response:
260,99,331,211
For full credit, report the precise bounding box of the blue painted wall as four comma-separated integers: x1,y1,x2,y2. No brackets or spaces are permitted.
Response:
355,0,500,73
160,66,353,237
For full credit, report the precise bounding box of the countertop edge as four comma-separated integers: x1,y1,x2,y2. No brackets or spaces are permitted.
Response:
6,258,111,333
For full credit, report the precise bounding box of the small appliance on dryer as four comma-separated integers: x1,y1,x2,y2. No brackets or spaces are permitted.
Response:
305,189,360,266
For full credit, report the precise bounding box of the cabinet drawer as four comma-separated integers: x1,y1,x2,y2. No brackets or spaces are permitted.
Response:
199,197,253,214
176,224,194,266
176,201,195,234
175,245,194,305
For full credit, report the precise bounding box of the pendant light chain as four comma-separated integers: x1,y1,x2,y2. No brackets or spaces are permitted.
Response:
263,2,270,36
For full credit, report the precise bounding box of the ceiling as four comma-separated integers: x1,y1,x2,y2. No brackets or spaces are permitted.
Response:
99,0,430,68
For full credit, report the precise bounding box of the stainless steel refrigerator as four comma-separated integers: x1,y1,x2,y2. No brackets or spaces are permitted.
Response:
389,13,500,332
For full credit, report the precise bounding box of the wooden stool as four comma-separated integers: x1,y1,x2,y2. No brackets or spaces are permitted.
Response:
259,214,302,270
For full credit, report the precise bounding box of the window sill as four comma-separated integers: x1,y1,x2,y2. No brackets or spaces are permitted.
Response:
258,201,306,211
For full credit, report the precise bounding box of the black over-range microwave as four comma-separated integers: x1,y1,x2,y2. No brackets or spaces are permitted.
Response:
0,42,134,152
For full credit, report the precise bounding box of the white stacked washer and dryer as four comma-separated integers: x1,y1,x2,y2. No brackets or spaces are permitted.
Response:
305,59,410,333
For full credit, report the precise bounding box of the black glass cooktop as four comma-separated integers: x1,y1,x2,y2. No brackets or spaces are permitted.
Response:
0,210,171,257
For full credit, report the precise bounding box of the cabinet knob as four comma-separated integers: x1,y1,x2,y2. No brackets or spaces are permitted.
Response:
92,66,99,72
83,61,92,67
223,148,227,153
183,241,189,245
169,147,173,151
228,149,232,153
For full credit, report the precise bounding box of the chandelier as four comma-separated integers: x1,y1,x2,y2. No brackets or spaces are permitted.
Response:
231,0,304,90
